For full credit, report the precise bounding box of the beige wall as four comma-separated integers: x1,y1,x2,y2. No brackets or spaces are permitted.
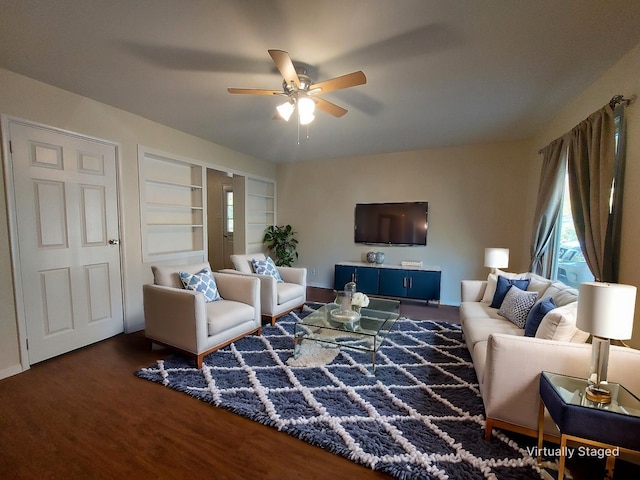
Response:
2,37,639,376
528,41,640,348
277,140,535,306
0,68,276,377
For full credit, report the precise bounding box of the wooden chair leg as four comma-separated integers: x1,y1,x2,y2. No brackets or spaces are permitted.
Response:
485,418,493,441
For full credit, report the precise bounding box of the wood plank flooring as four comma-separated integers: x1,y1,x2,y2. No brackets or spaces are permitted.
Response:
1,287,625,479
2,288,459,479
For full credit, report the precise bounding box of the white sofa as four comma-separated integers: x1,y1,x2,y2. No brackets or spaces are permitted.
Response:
460,271,640,441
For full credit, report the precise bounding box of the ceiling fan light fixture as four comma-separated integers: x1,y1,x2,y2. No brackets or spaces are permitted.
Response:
297,96,315,116
299,111,315,125
276,100,295,121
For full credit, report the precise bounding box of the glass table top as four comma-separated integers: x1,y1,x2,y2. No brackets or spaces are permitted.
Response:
542,371,640,417
293,300,400,374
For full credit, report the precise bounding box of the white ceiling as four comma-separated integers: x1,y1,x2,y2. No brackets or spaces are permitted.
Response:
2,0,640,163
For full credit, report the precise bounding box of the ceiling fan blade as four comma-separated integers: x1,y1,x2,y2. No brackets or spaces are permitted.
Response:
311,71,366,94
227,88,281,95
314,97,348,118
268,49,301,89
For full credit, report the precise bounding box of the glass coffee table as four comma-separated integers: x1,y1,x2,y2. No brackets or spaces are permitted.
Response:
293,298,400,374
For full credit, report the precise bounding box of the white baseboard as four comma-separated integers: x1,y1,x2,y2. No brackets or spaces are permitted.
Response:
0,363,25,380
307,281,333,289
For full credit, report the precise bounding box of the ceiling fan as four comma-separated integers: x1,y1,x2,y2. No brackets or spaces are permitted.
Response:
227,49,367,125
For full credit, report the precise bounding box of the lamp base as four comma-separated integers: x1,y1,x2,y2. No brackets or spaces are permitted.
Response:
585,385,612,404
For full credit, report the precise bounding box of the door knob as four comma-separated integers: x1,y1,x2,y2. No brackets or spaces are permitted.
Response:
108,239,120,245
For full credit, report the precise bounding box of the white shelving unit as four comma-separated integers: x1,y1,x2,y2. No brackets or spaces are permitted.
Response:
245,177,275,254
138,147,206,262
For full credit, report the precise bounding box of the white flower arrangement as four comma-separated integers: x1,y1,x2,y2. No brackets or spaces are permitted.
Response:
351,292,370,309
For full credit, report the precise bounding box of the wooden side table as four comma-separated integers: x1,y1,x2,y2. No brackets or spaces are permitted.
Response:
537,371,640,480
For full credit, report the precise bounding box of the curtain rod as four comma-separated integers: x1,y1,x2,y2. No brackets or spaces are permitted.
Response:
609,94,635,109
538,94,636,154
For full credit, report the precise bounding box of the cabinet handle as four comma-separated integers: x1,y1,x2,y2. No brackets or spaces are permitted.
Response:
403,277,407,288
352,273,357,283
409,277,413,288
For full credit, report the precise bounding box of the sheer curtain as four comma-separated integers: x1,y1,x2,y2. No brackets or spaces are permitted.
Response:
566,104,621,282
530,138,567,276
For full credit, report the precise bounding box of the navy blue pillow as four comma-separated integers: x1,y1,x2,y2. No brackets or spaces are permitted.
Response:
490,275,531,308
524,297,557,336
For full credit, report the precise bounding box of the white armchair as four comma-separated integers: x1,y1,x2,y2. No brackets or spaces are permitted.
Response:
143,262,261,368
225,253,307,326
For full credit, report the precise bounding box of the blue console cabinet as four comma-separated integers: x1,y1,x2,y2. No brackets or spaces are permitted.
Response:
334,264,379,295
334,263,441,303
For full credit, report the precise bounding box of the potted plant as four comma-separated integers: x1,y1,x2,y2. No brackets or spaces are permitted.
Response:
263,225,299,267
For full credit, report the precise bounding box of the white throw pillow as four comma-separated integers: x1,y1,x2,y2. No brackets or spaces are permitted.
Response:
535,302,588,342
481,269,525,303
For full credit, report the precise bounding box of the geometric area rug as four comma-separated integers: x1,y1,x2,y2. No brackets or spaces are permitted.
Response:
135,304,542,480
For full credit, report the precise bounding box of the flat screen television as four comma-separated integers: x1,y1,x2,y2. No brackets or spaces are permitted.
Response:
354,202,428,246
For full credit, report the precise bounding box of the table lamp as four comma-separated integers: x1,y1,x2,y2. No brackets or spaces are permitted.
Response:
484,248,509,273
576,282,637,403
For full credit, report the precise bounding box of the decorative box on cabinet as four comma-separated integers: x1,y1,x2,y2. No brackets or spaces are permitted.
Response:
334,263,441,303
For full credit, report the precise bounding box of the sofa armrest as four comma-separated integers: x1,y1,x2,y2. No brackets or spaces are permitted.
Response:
278,266,307,287
143,284,207,352
482,333,640,435
461,280,487,302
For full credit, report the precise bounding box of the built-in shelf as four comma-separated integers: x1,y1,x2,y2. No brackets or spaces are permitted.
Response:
139,146,206,262
245,177,275,254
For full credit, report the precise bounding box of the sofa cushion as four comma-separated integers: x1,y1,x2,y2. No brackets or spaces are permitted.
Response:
152,262,211,289
277,282,304,304
542,282,579,307
524,297,557,337
179,267,222,302
481,269,525,303
535,302,589,342
252,256,283,282
490,276,531,308
206,300,255,336
498,286,538,328
524,272,553,297
230,253,266,274
463,315,524,352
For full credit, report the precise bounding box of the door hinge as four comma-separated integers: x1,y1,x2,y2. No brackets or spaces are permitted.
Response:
9,140,12,154
26,338,29,350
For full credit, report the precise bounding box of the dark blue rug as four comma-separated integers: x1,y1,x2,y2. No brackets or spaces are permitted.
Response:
136,304,542,479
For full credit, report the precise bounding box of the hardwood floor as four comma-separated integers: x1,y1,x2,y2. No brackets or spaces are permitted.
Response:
0,289,457,479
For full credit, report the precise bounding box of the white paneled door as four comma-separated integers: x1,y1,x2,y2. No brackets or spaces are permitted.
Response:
7,120,123,364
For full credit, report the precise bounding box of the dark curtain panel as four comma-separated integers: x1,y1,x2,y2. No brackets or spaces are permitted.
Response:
566,105,618,282
530,138,567,276
604,106,627,281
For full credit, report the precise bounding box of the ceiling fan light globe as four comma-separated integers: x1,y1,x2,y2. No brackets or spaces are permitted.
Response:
276,101,295,121
299,112,315,125
297,96,316,116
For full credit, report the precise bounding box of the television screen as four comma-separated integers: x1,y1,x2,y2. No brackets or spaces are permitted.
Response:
354,202,428,246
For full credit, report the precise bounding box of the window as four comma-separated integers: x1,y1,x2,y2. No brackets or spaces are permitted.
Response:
551,110,624,287
224,186,234,234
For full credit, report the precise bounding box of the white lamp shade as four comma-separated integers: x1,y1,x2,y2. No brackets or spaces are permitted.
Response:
484,248,509,269
576,282,636,340
276,101,295,121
